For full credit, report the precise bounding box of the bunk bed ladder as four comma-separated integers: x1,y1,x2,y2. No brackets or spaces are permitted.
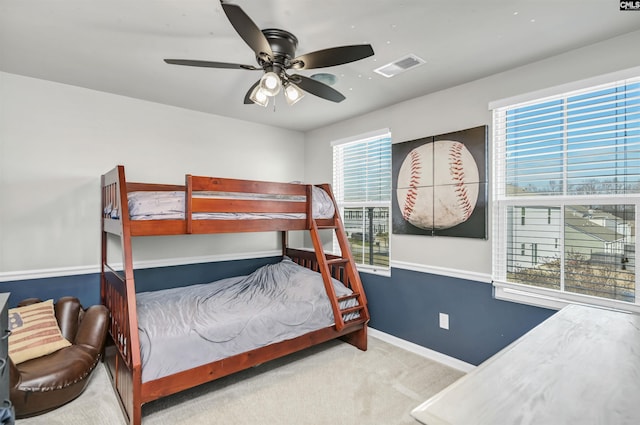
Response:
309,185,370,332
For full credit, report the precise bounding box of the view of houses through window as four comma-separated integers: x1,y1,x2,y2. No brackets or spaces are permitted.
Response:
332,130,392,270
341,207,390,267
493,75,640,310
507,204,635,302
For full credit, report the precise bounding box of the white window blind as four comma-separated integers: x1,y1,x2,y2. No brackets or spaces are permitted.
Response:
333,129,391,271
492,75,640,312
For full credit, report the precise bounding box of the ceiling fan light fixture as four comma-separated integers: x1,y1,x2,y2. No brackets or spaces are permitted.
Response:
167,4,374,106
249,85,269,107
284,83,305,105
259,71,282,96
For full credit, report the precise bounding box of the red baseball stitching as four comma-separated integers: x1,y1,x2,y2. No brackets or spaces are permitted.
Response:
402,149,421,220
449,142,474,220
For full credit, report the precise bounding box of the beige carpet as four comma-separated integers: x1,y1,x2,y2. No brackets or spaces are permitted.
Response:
16,336,464,425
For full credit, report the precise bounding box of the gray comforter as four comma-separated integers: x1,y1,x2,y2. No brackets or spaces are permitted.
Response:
136,257,357,382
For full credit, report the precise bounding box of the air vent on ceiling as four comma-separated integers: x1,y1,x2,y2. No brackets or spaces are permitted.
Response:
374,54,425,78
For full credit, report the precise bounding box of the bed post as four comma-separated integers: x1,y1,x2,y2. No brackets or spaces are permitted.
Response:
101,165,144,425
101,174,107,306
281,231,288,257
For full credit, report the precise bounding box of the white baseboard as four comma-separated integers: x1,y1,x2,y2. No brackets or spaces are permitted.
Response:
368,327,475,373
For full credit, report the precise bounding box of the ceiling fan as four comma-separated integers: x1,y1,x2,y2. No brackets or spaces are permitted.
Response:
164,0,375,106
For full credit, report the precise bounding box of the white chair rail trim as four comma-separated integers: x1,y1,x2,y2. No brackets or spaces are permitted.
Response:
0,250,282,282
391,260,491,283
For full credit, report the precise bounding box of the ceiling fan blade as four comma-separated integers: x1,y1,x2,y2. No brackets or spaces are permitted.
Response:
292,75,345,103
164,59,260,70
221,3,273,59
244,80,260,104
292,45,374,70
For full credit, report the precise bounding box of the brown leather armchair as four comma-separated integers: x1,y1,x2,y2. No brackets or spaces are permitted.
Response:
9,297,109,418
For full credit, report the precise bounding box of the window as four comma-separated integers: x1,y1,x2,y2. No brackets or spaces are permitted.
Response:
332,129,392,272
492,72,640,313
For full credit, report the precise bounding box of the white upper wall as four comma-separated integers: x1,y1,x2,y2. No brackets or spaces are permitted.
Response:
0,73,305,274
304,30,640,275
3,30,640,277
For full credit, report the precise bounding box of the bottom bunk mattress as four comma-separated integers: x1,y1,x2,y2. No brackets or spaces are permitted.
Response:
137,257,359,382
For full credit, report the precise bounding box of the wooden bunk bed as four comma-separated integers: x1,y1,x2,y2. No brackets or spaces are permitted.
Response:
100,165,370,425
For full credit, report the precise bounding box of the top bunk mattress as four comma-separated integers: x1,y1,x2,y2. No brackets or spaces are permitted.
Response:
122,185,335,220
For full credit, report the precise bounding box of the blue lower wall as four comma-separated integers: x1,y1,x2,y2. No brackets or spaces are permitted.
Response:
1,258,554,365
0,273,101,308
0,257,279,308
362,268,554,365
132,256,280,293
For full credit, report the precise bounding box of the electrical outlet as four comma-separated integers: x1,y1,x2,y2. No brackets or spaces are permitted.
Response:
439,313,449,330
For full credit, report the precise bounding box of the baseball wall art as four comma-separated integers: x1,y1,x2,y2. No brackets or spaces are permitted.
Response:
392,125,487,238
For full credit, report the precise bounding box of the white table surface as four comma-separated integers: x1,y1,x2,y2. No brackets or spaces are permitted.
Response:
411,304,640,425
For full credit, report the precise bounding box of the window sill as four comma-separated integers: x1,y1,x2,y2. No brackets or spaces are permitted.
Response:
493,280,640,314
357,265,391,277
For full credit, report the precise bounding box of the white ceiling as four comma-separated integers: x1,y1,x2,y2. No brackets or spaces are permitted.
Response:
2,0,640,132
